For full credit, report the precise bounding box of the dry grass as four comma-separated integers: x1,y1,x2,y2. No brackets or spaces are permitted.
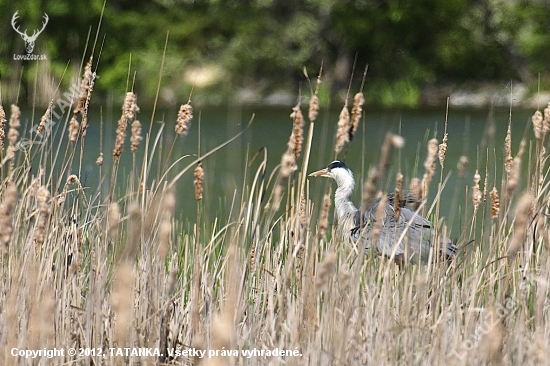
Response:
0,63,549,366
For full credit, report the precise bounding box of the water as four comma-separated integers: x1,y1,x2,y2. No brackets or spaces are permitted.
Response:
17,104,536,234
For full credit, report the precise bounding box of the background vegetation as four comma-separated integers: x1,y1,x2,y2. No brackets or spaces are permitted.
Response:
2,0,550,107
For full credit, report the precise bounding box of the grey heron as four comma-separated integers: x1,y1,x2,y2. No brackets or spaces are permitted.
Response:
309,160,456,264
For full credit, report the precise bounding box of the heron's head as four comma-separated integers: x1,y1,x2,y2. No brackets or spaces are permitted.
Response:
309,160,354,188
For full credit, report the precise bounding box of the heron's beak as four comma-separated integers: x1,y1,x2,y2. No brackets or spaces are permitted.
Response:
308,168,329,177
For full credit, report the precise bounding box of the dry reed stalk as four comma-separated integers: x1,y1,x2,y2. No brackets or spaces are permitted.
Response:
130,120,142,153
159,190,175,259
34,186,51,248
483,164,488,202
68,116,79,142
490,187,500,219
457,155,469,179
482,309,504,363
0,185,17,255
290,103,304,158
113,92,139,161
394,172,403,221
0,105,5,151
334,101,350,154
299,193,307,226
108,202,120,239
111,262,134,345
349,92,364,141
507,192,533,258
175,102,193,136
194,163,204,201
472,170,482,212
371,195,388,249
317,191,331,239
421,138,438,198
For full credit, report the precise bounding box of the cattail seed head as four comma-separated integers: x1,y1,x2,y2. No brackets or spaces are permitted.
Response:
421,138,438,198
68,116,79,142
507,192,534,257
438,133,448,168
410,177,421,201
349,92,364,141
96,153,103,166
34,186,51,246
75,57,93,116
113,92,139,161
130,120,142,153
0,185,18,255
0,105,6,150
175,103,193,136
543,102,550,136
490,186,500,219
8,104,20,145
38,101,53,134
317,191,331,240
505,124,513,173
334,102,350,154
290,104,304,158
473,170,482,211
394,172,403,221
108,202,120,238
457,155,469,179
315,252,337,290
532,110,544,141
308,94,319,122
194,163,204,201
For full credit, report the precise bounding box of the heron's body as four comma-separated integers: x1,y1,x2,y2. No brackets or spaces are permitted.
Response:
310,161,456,264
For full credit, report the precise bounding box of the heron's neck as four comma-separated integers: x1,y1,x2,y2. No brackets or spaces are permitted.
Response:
334,175,357,231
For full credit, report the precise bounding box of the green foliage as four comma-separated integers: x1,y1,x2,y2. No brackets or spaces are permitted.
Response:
2,0,550,107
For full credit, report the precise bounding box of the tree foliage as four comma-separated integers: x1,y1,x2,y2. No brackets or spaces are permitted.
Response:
1,0,550,106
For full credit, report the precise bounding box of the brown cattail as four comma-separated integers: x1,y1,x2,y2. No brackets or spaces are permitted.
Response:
507,139,525,198
438,133,448,168
315,252,337,290
75,57,93,116
111,262,134,345
371,195,388,247
317,191,331,240
68,116,79,142
543,102,550,136
334,102,350,154
532,110,544,141
490,186,500,219
108,202,120,239
349,92,364,141
96,153,103,166
194,163,204,201
457,155,469,179
38,101,53,135
8,104,21,146
472,170,482,211
507,192,534,258
410,177,421,201
175,102,193,136
290,104,304,158
0,185,18,255
34,186,51,247
421,138,438,198
0,105,6,150
113,92,139,161
505,123,513,174
130,120,142,153
309,94,319,122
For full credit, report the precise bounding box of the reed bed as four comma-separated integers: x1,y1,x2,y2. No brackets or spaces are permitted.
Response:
0,62,549,366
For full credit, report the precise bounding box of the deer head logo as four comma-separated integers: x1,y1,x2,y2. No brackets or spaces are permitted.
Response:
11,11,49,54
